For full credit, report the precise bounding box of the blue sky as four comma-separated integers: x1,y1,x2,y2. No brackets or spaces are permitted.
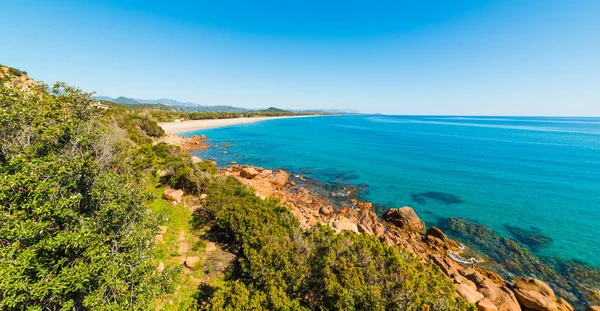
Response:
1,0,599,115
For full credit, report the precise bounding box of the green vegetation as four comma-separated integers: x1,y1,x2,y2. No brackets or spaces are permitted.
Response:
0,82,159,309
1,66,470,310
193,176,473,311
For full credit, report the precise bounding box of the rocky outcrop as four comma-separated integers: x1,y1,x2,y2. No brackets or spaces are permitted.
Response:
320,205,333,215
460,268,521,311
159,134,210,153
0,65,37,91
240,167,259,179
513,277,573,311
218,164,577,311
426,226,461,252
271,170,289,189
184,256,200,269
191,156,202,163
333,220,359,234
163,188,184,203
356,201,373,209
586,306,600,311
382,207,425,231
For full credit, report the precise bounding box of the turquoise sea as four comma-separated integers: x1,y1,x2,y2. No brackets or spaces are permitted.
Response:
186,115,600,270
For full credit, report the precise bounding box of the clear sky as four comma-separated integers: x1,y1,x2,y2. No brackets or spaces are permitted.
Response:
1,0,599,115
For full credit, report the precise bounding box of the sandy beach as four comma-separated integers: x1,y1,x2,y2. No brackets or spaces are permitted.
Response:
158,115,315,134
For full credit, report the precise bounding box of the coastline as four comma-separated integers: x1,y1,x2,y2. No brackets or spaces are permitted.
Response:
167,121,600,309
158,115,318,134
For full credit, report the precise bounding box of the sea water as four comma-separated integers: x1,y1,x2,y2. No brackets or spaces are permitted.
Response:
185,115,600,269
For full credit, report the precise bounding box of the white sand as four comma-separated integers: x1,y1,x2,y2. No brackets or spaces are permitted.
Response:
158,115,314,134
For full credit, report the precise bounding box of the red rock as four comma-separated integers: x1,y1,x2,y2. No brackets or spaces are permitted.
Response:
455,283,484,304
333,221,359,234
163,188,184,203
191,156,202,163
240,167,259,179
514,277,555,299
478,298,499,311
270,170,289,189
382,207,425,231
512,277,574,311
514,288,557,311
184,256,200,269
320,205,333,215
357,201,373,210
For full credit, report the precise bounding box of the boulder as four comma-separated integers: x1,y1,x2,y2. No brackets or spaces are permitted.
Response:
478,285,522,311
191,156,202,163
514,288,557,311
514,278,555,299
460,269,521,311
478,298,499,311
512,277,573,311
455,283,484,304
157,262,165,273
333,221,359,234
430,254,460,277
357,201,373,210
556,299,573,311
240,167,259,179
270,170,289,189
184,256,200,269
382,207,425,231
163,188,184,203
513,277,569,311
426,226,460,251
205,242,217,252
357,209,385,237
320,205,334,215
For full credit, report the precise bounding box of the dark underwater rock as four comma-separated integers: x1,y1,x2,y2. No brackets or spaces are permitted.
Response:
437,217,600,310
411,194,427,204
504,224,553,252
412,191,464,205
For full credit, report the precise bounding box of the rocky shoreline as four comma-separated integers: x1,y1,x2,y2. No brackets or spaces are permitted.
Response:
217,163,599,311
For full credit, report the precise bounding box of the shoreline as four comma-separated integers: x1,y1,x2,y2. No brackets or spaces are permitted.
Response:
220,164,585,310
165,125,599,309
158,115,319,135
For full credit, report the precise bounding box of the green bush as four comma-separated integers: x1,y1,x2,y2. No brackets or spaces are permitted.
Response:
195,176,474,311
0,83,158,309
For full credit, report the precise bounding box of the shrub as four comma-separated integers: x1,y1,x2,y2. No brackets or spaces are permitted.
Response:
0,83,158,309
196,176,474,311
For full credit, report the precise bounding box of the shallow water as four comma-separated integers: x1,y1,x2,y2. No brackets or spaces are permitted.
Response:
185,115,600,269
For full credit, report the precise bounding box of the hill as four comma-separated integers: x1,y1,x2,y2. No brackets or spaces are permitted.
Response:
258,106,290,113
0,64,37,90
94,95,250,112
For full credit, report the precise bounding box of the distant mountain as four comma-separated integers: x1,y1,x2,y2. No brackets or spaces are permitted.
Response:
112,96,140,105
93,96,250,112
134,98,197,106
259,107,291,113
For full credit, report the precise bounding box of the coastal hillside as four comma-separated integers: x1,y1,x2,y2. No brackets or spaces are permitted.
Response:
0,64,37,90
0,65,473,310
2,64,597,310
